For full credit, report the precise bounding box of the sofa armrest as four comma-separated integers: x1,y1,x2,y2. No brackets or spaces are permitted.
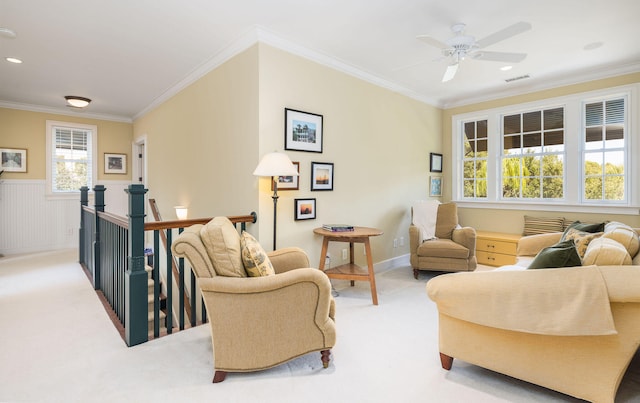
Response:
268,247,311,273
517,232,562,256
452,227,476,256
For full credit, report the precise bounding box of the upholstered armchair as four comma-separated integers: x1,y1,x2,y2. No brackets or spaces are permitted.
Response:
171,217,336,383
409,202,477,278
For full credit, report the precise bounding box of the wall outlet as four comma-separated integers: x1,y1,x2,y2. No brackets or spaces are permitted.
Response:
393,238,398,248
325,254,331,268
399,237,405,246
342,249,348,260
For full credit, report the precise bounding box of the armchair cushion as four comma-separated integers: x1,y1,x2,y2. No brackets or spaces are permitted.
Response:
417,239,470,259
200,216,246,277
240,231,275,277
435,202,458,239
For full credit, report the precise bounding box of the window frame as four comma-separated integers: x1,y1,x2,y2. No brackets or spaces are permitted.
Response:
451,84,639,215
46,120,98,199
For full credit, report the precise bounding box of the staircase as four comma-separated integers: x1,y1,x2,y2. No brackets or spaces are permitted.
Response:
145,264,167,335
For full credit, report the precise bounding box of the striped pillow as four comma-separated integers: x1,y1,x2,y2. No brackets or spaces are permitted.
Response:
523,216,564,236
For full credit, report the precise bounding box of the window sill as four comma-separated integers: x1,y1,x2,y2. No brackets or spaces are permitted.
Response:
453,200,640,216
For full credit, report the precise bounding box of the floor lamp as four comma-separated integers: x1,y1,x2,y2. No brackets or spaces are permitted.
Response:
253,152,299,250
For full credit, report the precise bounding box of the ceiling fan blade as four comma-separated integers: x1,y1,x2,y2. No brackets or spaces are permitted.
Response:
417,35,449,49
442,63,459,82
475,21,531,49
472,51,527,63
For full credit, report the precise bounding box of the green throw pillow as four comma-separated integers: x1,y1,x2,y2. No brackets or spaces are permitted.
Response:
527,240,582,270
561,221,605,241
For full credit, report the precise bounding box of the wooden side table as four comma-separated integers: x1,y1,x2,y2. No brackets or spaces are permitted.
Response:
314,226,383,305
475,230,522,267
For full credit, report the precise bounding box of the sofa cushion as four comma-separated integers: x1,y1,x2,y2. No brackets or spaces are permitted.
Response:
561,220,605,236
523,215,564,236
562,228,603,258
240,231,275,277
435,202,458,239
583,237,632,266
527,240,582,269
200,217,246,277
417,238,469,259
602,221,640,258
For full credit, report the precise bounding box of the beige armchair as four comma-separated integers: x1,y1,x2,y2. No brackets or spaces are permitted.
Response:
171,217,336,383
409,202,477,278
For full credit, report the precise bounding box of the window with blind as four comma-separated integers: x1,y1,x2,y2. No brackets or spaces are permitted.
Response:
501,107,564,199
451,84,636,211
46,121,97,195
583,97,626,202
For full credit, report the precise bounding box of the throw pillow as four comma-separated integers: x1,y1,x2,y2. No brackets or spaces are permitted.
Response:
527,240,582,270
582,237,632,266
435,202,458,240
561,227,603,258
561,220,606,240
523,216,564,236
602,221,640,258
240,232,275,277
200,217,246,277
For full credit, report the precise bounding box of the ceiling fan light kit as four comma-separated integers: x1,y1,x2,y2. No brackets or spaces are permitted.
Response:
418,21,532,83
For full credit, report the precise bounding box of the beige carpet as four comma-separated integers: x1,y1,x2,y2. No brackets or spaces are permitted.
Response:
1,249,639,402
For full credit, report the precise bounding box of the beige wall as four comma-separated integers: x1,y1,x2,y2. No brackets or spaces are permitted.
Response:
133,45,260,223
443,72,640,232
0,107,133,180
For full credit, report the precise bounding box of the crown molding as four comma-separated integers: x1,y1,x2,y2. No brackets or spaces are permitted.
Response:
0,100,132,123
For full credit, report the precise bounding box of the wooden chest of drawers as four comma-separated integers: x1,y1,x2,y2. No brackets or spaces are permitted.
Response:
475,231,522,267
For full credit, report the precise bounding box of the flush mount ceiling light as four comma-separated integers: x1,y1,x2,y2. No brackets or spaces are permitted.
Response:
5,57,22,64
65,96,91,108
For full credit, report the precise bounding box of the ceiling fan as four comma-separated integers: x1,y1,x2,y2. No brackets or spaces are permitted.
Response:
417,21,531,82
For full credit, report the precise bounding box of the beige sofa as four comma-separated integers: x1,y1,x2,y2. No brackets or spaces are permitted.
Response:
426,222,640,402
171,217,336,383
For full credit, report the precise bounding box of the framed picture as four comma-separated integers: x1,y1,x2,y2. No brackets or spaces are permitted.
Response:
430,153,443,173
0,148,27,172
310,162,333,191
104,153,127,174
430,176,443,197
284,108,323,153
272,161,300,191
294,198,316,220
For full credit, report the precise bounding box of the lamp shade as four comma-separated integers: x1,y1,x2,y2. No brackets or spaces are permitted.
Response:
253,152,299,177
174,206,188,220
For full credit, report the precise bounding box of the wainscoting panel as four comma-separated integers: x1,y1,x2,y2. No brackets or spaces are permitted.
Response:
0,180,130,255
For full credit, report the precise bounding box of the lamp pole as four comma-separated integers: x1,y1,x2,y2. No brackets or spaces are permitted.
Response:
271,177,279,250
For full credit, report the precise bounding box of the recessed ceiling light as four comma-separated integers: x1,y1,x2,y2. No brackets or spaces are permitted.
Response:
500,66,513,71
6,57,22,64
65,96,92,108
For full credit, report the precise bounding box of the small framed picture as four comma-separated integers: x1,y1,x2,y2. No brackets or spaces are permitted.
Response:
285,108,323,153
310,162,333,191
294,198,316,220
430,152,443,173
104,153,127,174
0,148,27,172
430,176,443,197
272,161,300,191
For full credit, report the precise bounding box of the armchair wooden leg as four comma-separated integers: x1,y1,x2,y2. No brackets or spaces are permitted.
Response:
413,268,419,279
213,370,227,383
439,353,453,370
321,350,331,368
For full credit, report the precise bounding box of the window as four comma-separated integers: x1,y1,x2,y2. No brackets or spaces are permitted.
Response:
452,84,637,213
501,107,564,199
46,120,97,196
583,97,626,202
462,119,488,198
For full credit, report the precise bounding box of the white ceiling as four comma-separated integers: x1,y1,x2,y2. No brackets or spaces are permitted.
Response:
1,0,639,122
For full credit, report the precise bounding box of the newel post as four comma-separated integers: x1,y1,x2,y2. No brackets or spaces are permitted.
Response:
79,186,89,264
93,185,106,290
125,184,149,346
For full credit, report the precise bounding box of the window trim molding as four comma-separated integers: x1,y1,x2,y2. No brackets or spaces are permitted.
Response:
451,83,640,213
45,120,98,199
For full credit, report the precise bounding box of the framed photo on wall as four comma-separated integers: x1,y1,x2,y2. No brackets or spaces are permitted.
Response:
284,108,323,153
294,198,316,220
310,162,333,191
0,148,27,172
104,153,127,174
430,153,443,173
430,176,442,197
273,161,300,191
